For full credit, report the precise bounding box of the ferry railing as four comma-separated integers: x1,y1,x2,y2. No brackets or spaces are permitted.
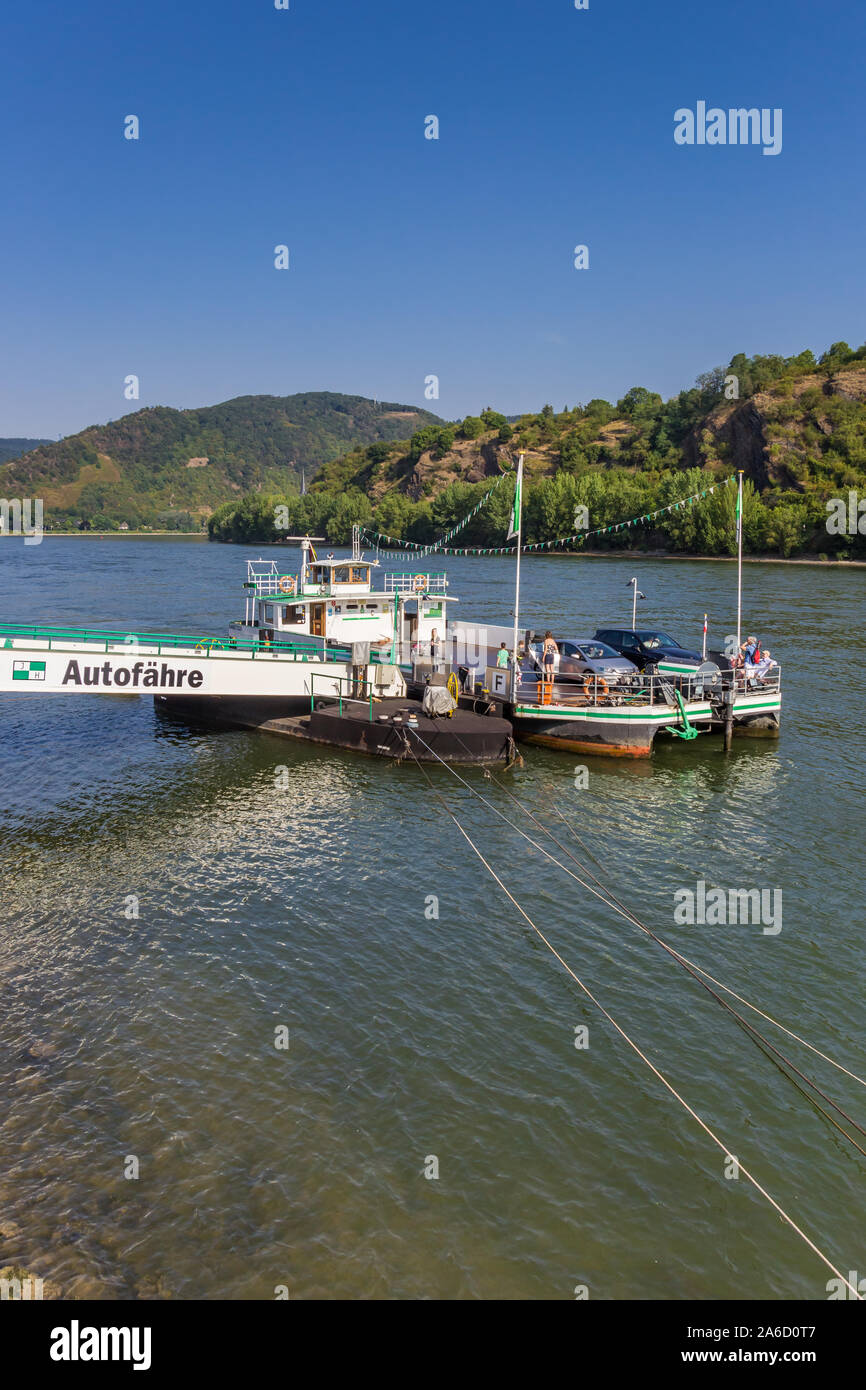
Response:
309,673,374,722
382,572,448,595
512,668,699,709
247,573,299,597
730,665,781,695
511,659,781,710
0,622,353,664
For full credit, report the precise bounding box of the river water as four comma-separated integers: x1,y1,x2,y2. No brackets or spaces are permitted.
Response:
0,537,863,1300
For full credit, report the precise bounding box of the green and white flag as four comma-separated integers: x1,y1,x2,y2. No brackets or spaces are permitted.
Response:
13,660,46,681
735,473,743,545
507,456,523,540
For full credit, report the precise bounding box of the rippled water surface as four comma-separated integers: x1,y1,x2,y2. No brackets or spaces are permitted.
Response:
1,537,863,1299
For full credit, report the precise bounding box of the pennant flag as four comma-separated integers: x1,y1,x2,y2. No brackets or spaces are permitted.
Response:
507,456,523,540
735,477,743,545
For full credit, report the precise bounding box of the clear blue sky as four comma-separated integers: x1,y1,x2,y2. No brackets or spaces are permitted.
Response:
1,0,863,437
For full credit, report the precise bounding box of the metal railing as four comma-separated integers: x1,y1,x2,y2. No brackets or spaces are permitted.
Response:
512,670,703,710
0,622,353,664
309,672,374,721
382,572,448,594
249,573,299,597
511,659,781,709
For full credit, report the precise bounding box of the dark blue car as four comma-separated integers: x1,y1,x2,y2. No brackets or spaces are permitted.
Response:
593,626,704,672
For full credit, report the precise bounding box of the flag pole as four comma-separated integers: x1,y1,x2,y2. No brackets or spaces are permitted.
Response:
702,613,707,660
735,471,744,653
510,455,524,698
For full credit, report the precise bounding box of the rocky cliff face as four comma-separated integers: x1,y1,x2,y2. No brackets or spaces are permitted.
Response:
683,365,866,490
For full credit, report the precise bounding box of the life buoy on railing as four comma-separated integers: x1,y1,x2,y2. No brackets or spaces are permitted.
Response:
413,573,427,592
446,672,459,701
194,639,225,654
583,673,609,700
278,575,296,594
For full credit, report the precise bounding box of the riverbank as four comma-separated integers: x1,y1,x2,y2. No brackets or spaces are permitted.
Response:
6,533,864,565
204,536,866,567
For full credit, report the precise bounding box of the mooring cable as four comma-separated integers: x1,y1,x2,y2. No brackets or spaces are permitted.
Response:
405,726,866,1097
546,803,866,1089
475,776,866,1153
404,739,862,1301
414,732,866,1151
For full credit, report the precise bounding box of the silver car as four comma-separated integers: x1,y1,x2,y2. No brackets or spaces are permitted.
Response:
528,638,638,683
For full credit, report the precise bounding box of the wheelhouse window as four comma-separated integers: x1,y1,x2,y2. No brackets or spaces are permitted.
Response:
350,565,369,585
283,605,306,624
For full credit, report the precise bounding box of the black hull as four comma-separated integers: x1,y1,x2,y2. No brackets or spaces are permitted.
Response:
156,694,513,764
155,693,308,726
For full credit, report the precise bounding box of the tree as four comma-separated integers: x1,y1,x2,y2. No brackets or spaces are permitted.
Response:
616,387,663,421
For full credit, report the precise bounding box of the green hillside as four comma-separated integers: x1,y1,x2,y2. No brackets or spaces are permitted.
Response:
209,343,866,558
0,438,52,466
0,394,443,530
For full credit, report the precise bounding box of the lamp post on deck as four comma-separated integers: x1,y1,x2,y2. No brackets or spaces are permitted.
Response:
626,577,646,628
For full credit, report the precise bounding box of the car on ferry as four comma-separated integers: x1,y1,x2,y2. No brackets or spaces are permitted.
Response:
527,637,638,683
593,627,703,672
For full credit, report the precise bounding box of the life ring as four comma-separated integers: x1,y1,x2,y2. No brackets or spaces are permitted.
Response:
446,672,459,700
278,575,296,594
583,673,609,699
413,573,427,592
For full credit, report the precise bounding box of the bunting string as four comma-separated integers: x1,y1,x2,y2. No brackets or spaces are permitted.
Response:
359,475,736,558
360,472,509,557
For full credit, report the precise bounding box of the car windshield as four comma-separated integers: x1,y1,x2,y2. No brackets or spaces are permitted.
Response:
637,630,678,648
576,642,618,659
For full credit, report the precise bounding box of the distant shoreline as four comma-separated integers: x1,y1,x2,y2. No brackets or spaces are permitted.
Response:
9,534,865,566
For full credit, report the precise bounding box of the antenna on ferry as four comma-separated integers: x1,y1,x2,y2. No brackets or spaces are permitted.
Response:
281,535,326,592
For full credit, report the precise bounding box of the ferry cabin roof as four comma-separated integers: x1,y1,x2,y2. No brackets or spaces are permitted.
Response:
234,556,455,652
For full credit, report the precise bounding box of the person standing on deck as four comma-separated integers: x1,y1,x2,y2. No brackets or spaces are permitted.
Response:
541,631,558,697
496,642,510,669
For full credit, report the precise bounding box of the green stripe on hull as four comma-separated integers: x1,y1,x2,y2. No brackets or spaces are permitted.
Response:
514,703,712,723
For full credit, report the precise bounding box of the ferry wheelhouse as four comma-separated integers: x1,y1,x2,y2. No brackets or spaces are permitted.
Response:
229,537,454,672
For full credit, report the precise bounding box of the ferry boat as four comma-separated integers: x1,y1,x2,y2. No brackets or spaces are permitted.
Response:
438,627,780,756
0,536,456,727
0,528,779,757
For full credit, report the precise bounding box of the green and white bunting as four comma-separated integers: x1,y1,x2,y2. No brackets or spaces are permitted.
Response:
360,474,736,559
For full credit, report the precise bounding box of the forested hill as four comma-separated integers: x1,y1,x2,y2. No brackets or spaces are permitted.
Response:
0,438,51,465
0,394,443,530
208,342,866,559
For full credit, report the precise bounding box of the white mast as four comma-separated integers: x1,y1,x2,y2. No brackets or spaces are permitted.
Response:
735,470,744,652
509,455,524,695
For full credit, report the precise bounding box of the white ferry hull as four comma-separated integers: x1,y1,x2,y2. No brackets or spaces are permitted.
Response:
511,699,714,758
